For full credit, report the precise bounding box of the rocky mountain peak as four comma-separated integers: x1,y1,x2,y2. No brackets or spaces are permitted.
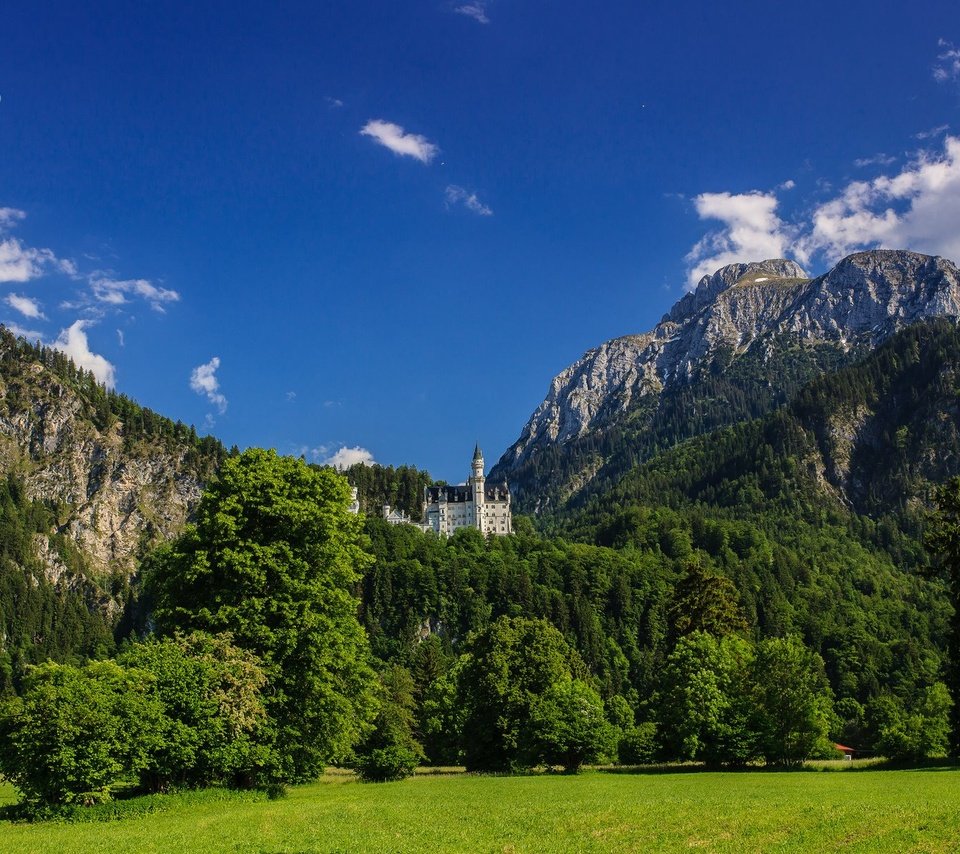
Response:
666,259,808,324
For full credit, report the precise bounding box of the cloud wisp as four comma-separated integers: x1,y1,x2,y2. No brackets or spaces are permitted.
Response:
854,153,897,168
0,205,176,321
89,275,180,312
0,208,27,230
455,2,491,24
360,120,439,164
445,185,493,216
52,321,116,388
0,207,75,284
190,357,228,414
322,445,376,470
6,293,46,319
934,39,960,83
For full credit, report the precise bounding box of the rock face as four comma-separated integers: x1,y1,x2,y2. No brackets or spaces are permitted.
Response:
493,250,960,501
0,333,219,599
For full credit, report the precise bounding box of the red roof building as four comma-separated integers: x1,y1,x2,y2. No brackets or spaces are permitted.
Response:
834,743,855,759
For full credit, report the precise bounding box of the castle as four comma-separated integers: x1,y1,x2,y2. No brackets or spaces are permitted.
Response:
348,446,512,536
422,445,512,536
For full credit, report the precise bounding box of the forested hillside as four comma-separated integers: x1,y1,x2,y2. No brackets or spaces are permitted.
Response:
340,461,433,520
2,317,960,769
493,338,852,513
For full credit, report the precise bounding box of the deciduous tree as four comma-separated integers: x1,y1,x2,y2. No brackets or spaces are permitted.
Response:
146,448,376,781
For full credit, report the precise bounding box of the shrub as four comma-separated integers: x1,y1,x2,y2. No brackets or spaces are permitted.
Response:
119,632,273,792
529,679,617,772
0,661,162,812
355,746,419,782
867,684,952,760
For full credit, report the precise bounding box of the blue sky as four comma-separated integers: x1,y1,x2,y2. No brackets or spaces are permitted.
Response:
2,1,959,481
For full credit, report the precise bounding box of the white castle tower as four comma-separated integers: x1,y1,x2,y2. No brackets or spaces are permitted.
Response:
471,444,485,530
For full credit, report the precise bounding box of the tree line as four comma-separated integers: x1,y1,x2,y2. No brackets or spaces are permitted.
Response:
0,450,957,817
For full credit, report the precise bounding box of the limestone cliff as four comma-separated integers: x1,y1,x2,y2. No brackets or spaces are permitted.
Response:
0,329,222,606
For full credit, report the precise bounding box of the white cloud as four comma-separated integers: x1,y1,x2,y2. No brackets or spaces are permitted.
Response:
325,96,344,108
51,321,116,388
89,275,180,312
322,445,376,470
6,293,45,319
0,238,65,284
0,208,26,231
684,191,794,287
455,2,490,23
854,153,897,168
797,134,960,265
0,208,74,283
360,120,439,164
445,184,493,216
190,356,228,414
934,39,960,83
684,134,960,281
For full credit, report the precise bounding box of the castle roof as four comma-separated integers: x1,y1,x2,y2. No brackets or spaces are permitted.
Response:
473,444,483,461
426,484,473,503
425,482,510,503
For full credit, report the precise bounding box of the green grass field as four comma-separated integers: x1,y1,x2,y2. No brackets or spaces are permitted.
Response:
2,765,958,853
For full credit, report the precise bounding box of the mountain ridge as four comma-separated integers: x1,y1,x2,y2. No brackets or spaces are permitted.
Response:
491,250,960,511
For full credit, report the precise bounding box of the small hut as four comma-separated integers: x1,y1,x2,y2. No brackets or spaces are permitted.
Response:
834,743,855,761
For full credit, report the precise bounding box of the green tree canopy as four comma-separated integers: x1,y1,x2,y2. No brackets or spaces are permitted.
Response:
657,631,756,766
528,678,616,772
667,559,748,641
927,477,960,757
867,683,952,761
457,616,591,771
146,448,377,781
751,636,834,766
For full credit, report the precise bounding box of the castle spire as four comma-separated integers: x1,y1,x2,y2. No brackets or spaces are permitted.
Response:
473,443,483,462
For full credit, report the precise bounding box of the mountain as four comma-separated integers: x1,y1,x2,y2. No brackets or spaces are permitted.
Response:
491,250,960,512
571,318,960,532
0,328,225,681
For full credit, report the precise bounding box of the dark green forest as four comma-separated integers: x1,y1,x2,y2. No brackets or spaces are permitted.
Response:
490,335,857,512
338,461,432,520
0,473,116,695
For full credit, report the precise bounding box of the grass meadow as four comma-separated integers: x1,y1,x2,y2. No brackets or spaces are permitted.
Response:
2,764,959,853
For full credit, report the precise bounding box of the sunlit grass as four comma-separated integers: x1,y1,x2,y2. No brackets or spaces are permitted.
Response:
2,764,958,852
